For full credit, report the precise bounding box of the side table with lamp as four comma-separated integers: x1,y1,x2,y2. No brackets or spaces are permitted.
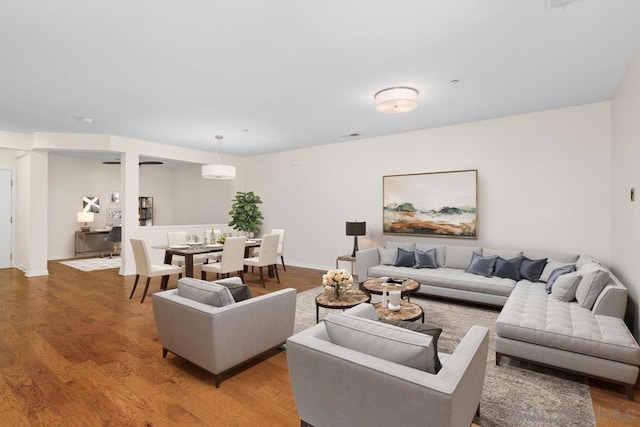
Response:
336,220,366,276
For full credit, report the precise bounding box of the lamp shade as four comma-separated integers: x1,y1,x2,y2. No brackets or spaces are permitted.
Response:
374,86,419,113
77,211,94,223
202,164,236,180
346,221,366,236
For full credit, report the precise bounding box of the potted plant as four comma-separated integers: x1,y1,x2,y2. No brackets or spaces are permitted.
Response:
228,191,264,236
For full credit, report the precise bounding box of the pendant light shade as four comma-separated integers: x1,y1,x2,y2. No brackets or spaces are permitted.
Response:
202,135,236,179
374,86,419,113
202,163,236,179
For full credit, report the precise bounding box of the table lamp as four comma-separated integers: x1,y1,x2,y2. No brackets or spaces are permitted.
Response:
77,211,94,231
346,221,366,257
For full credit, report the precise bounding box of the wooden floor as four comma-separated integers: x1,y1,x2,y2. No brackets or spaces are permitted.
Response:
0,262,638,426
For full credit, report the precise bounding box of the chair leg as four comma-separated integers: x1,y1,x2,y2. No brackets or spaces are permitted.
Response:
129,274,140,299
281,255,286,271
274,264,280,283
201,271,207,280
140,277,152,303
239,270,245,282
162,348,169,358
259,267,266,287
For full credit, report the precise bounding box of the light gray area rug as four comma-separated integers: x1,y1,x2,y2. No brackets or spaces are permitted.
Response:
294,287,595,427
60,257,121,272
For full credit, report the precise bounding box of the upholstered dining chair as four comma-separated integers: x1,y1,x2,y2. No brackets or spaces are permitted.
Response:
102,225,121,258
201,236,246,281
167,231,207,267
271,228,286,271
130,238,184,303
244,233,280,287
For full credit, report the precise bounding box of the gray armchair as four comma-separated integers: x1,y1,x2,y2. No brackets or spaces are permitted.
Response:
152,278,296,387
287,303,489,427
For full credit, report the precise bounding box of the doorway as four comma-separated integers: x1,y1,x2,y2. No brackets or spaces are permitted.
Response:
0,169,13,268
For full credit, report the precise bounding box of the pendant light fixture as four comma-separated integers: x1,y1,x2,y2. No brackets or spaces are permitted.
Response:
202,135,236,180
374,86,419,113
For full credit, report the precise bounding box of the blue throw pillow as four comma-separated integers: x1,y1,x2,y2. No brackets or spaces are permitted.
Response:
545,265,577,294
493,256,523,281
395,248,414,267
465,252,498,278
520,257,548,282
413,248,438,269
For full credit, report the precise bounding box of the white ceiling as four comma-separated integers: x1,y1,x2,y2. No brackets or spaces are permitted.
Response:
1,0,639,158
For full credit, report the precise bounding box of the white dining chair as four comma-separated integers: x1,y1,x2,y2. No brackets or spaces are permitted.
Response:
201,236,247,281
167,231,208,267
130,238,184,303
244,233,280,287
272,228,286,271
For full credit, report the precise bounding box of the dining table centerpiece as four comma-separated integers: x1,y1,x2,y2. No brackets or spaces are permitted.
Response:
322,268,353,301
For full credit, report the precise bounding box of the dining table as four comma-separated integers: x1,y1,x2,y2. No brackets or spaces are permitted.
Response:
153,239,261,289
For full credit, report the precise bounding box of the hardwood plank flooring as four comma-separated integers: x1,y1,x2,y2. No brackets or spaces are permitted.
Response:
0,261,638,426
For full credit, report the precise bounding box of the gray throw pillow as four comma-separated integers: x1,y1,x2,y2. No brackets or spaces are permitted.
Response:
465,252,498,278
550,272,582,302
378,319,442,373
177,277,235,306
493,256,523,281
415,244,446,266
378,247,397,265
540,259,575,283
395,248,414,267
214,280,252,301
519,257,548,282
575,266,610,309
545,264,576,293
413,248,438,269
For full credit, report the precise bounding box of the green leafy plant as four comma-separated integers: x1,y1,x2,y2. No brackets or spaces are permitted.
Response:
228,191,264,234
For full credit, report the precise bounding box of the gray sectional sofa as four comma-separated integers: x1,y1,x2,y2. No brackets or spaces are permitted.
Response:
355,242,640,399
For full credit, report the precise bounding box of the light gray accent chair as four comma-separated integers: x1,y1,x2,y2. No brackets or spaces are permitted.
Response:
287,303,490,427
152,278,297,387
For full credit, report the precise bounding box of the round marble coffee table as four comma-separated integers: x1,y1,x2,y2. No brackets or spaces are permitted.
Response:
315,289,371,323
373,302,424,323
361,278,420,302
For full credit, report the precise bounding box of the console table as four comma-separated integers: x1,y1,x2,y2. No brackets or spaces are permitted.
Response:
74,229,111,258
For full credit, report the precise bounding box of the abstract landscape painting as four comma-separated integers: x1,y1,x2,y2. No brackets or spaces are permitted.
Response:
383,169,478,238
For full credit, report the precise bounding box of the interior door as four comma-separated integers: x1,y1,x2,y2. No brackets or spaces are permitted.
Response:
0,169,12,268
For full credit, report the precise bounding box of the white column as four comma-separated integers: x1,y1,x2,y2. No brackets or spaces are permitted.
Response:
119,152,139,275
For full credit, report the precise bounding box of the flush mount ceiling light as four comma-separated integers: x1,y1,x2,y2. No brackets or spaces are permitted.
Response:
374,86,419,113
202,135,236,180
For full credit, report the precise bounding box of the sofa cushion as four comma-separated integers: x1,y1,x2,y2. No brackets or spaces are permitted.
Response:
520,257,548,282
540,259,575,282
177,277,235,306
324,313,439,373
575,264,610,309
465,253,498,278
378,247,397,265
368,265,516,297
550,271,582,302
545,265,577,294
395,248,414,267
482,248,522,261
415,244,445,267
386,241,416,252
377,319,442,372
444,246,481,269
414,248,438,269
496,281,640,366
493,256,523,281
576,255,600,270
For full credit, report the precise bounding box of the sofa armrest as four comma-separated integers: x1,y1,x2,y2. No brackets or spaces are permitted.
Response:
592,281,628,318
287,323,489,427
355,248,380,283
153,288,296,374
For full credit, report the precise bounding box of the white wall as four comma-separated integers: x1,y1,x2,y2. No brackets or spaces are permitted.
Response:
246,102,612,272
139,165,175,226
612,48,640,338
